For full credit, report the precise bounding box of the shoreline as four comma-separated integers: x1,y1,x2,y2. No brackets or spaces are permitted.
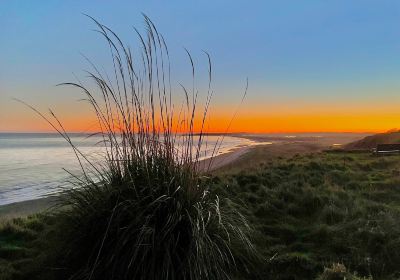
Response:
0,132,365,219
0,140,258,219
198,145,254,172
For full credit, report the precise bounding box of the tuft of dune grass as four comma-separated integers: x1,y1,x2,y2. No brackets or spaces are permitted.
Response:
17,15,257,280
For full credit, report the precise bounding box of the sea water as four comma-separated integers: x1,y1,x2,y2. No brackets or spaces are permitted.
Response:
0,133,252,205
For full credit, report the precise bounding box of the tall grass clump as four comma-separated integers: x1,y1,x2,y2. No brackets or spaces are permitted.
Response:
26,15,256,280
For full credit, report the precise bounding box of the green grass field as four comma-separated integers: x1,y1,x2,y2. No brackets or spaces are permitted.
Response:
212,150,400,279
2,150,400,279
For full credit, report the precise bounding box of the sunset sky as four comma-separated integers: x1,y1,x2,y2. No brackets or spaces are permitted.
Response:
1,1,400,133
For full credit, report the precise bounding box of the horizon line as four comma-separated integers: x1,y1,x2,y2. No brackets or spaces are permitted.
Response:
0,130,382,134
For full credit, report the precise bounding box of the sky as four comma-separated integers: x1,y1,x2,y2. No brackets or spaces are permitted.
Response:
1,1,400,133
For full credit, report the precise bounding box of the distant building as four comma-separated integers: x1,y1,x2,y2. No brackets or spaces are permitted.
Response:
374,144,400,155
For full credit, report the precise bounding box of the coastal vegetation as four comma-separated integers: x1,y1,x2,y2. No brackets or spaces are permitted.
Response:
2,149,400,279
212,149,400,279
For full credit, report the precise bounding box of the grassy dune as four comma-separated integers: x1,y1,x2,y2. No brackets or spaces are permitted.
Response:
2,149,400,279
211,149,400,279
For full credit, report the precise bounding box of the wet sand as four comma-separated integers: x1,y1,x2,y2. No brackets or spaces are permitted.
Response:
0,196,58,220
198,145,253,171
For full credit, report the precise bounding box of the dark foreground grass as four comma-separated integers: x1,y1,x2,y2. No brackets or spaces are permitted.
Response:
2,150,400,279
0,214,57,279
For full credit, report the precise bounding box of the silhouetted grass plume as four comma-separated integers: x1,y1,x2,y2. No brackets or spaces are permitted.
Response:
20,15,256,280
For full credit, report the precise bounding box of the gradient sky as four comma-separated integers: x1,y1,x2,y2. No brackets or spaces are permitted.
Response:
1,1,400,133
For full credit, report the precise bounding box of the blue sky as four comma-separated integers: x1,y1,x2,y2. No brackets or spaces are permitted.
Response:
1,1,400,132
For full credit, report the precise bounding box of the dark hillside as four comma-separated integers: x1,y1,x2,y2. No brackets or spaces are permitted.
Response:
345,131,400,150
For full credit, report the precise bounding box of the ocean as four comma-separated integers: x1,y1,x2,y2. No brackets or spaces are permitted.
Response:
0,133,252,206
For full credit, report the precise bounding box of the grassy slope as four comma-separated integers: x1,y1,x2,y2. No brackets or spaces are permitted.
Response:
0,215,57,279
212,149,400,279
2,149,400,279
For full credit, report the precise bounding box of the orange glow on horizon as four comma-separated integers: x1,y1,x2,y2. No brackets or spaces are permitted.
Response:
3,98,400,134
5,112,400,134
